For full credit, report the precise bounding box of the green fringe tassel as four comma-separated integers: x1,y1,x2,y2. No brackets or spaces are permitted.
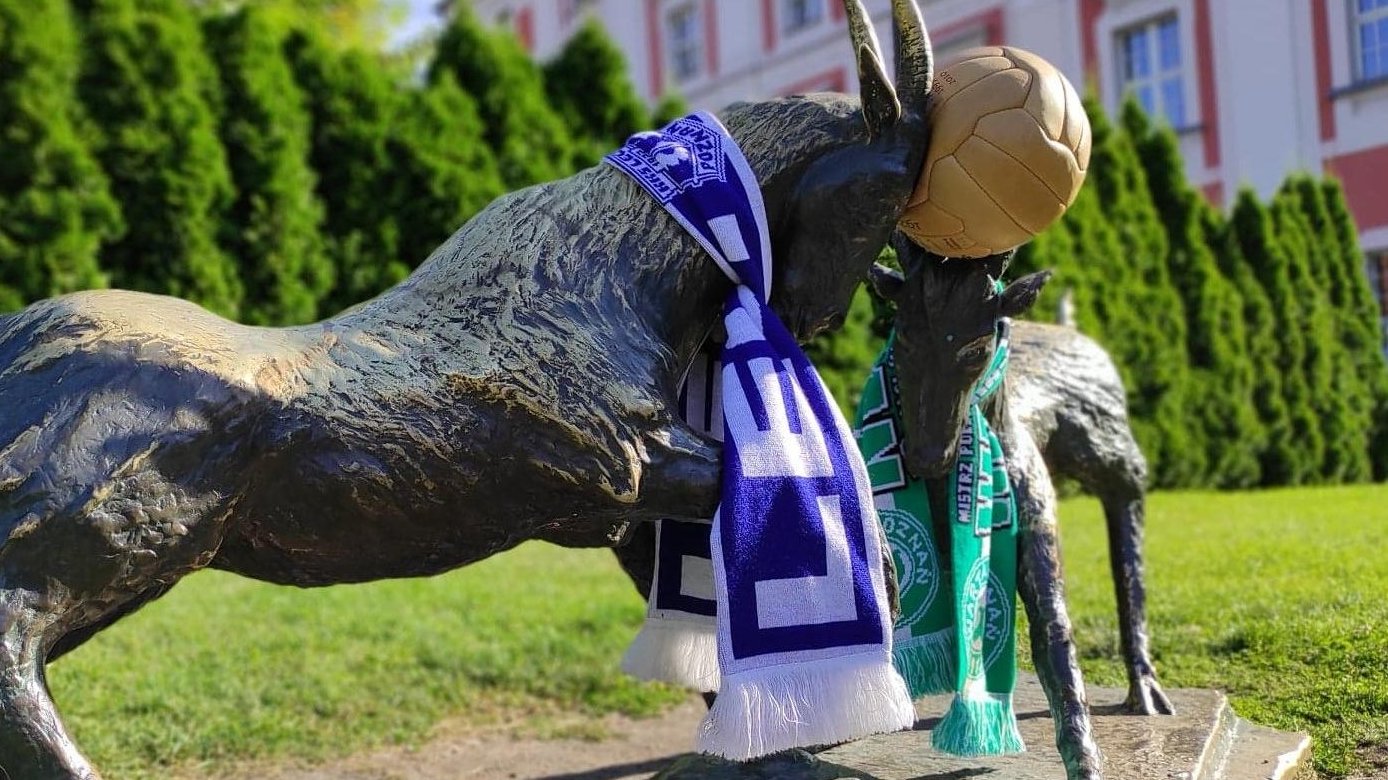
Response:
931,693,1026,756
893,630,955,698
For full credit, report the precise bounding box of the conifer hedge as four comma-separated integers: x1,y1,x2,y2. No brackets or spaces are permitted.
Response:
0,5,1383,486
0,0,119,310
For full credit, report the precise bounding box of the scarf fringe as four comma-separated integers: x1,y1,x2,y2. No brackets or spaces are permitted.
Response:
696,655,915,761
893,629,956,698
620,618,720,691
931,692,1026,756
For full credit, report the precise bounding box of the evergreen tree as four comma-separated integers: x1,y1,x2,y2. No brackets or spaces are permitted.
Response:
0,0,119,311
1124,101,1261,487
285,31,503,315
1286,175,1373,481
653,92,691,127
1084,97,1199,487
429,6,574,190
804,283,886,415
1270,187,1344,482
1011,205,1090,328
1320,179,1388,479
283,28,401,313
194,0,408,50
204,6,332,325
388,72,507,270
543,19,649,165
73,0,242,317
1228,189,1320,484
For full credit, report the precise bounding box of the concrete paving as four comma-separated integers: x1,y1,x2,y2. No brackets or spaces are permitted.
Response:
655,673,1312,780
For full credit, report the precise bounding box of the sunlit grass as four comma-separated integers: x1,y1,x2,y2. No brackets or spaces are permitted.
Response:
50,544,683,779
1048,484,1388,778
47,484,1388,778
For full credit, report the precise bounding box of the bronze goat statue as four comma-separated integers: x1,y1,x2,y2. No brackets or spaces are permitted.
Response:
870,234,1171,779
0,2,938,776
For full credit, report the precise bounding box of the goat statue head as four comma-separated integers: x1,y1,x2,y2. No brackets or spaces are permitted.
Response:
870,233,1050,478
723,0,934,339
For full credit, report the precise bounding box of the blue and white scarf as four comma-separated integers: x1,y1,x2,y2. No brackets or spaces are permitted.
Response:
607,113,914,760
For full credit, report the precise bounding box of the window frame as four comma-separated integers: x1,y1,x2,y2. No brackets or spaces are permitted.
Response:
1113,13,1189,130
666,3,704,84
1350,0,1388,83
560,0,598,29
780,0,825,36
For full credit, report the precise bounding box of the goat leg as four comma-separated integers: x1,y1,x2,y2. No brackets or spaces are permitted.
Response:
0,591,101,780
638,420,723,521
1010,434,1104,780
1101,490,1173,715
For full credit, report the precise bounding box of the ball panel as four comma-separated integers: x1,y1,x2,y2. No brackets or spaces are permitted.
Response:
929,154,1034,250
1060,73,1091,170
953,135,1065,234
919,232,990,258
898,198,966,242
930,53,1015,106
926,67,1034,159
901,45,1092,258
1020,60,1067,141
973,109,1084,202
943,45,1006,65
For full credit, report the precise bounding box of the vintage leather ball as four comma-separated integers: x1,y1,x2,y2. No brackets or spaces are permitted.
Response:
899,46,1091,258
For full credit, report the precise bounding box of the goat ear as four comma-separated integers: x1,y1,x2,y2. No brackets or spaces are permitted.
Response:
981,249,1015,280
857,44,901,139
1000,270,1053,317
869,262,905,301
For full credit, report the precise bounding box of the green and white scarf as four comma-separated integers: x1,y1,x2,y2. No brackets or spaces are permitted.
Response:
852,321,1025,757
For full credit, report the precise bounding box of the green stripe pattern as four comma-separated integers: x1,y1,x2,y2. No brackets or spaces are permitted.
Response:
852,323,1024,756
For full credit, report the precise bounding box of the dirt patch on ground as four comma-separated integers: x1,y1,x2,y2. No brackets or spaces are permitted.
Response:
1347,740,1388,780
183,698,706,780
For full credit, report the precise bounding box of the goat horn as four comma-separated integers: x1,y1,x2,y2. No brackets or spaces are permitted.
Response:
843,0,900,137
842,0,884,66
891,0,932,111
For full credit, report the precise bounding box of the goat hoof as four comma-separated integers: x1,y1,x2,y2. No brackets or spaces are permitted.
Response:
1124,674,1175,715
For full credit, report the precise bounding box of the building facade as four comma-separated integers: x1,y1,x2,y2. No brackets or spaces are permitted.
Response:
472,0,1388,342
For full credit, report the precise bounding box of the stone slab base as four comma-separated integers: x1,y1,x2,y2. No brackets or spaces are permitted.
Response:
655,674,1311,780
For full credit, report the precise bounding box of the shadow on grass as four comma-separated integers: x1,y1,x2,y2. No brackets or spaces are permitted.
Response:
536,755,685,780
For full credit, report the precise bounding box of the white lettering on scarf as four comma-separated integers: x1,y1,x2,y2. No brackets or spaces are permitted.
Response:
753,494,858,629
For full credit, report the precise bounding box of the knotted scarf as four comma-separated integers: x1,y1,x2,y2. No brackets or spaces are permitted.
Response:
607,112,914,760
852,322,1025,756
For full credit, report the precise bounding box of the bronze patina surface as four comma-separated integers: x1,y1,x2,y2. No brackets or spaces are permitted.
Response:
868,234,1169,780
0,3,942,777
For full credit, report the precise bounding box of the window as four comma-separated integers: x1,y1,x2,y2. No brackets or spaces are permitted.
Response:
560,0,597,28
667,4,703,82
782,0,823,34
1116,15,1187,128
1353,0,1388,81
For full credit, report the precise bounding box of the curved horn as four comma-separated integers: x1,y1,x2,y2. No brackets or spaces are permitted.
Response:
891,0,932,112
843,0,900,137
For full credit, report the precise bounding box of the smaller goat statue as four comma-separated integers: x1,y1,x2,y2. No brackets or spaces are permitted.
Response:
867,233,1172,780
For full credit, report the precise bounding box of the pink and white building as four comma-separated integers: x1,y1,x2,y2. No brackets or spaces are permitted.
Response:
472,0,1388,342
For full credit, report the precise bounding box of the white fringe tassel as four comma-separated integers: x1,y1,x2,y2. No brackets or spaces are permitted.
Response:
696,654,915,760
621,619,721,691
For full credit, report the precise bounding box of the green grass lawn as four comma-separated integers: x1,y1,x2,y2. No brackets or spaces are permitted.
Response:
48,484,1387,778
1051,484,1388,778
50,544,686,779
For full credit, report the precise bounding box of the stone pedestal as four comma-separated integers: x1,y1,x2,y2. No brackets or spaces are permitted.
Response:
656,674,1311,780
